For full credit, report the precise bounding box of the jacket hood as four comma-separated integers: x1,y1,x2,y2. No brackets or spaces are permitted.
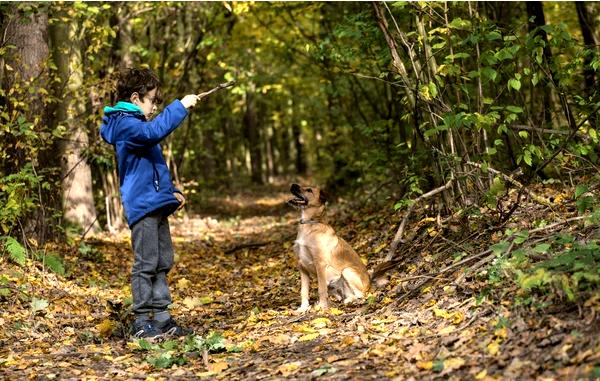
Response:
100,102,144,145
103,101,144,116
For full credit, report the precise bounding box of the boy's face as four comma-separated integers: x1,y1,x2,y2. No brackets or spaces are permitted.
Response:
130,88,159,120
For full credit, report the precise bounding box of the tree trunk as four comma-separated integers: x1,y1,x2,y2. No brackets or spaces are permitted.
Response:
3,5,58,243
243,90,264,184
576,2,598,129
50,9,100,234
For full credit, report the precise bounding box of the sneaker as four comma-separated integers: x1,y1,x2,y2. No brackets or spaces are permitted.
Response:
130,320,163,341
155,318,193,337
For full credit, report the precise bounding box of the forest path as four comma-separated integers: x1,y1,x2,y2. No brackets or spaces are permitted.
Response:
1,184,599,380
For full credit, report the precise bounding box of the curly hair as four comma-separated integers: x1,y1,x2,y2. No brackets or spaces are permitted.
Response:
116,67,163,104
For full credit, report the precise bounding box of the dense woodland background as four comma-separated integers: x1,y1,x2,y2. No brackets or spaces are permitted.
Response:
2,2,600,379
0,1,599,237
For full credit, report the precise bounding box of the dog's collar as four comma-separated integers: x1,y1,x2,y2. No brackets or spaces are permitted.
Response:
300,218,321,225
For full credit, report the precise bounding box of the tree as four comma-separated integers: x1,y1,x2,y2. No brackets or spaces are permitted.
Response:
50,4,100,234
1,4,58,243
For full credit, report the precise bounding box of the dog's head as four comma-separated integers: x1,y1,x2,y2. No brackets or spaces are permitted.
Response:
287,183,327,209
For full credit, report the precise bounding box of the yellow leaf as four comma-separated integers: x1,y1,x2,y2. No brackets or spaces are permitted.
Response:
444,357,465,370
182,296,213,309
207,361,228,373
298,332,320,342
494,327,507,339
452,311,465,324
277,361,301,376
329,307,344,315
177,278,190,290
96,319,116,338
311,317,331,328
293,324,316,334
416,360,433,370
439,325,456,335
487,341,500,356
373,242,387,254
433,308,450,318
475,369,487,379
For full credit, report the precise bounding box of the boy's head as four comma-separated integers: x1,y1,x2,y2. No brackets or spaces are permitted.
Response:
117,68,163,119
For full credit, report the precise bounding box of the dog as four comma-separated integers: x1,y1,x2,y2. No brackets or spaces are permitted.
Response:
287,183,370,312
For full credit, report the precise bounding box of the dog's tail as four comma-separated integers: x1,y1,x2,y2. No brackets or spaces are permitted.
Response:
369,259,400,288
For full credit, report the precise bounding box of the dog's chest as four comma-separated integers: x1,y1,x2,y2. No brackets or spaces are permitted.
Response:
294,230,337,271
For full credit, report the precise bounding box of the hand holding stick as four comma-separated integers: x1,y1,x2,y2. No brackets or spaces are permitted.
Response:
197,80,236,100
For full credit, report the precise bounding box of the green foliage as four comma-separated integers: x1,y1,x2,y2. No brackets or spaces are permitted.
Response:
0,164,42,235
133,331,231,369
40,253,66,276
1,236,27,266
510,239,600,304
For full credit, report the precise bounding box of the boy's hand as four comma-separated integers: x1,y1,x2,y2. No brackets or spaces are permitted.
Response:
174,192,186,210
180,94,200,109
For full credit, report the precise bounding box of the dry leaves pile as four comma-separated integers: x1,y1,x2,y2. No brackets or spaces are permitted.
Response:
1,185,599,380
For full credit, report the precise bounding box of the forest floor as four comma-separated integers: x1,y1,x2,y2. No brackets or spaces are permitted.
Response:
1,181,599,380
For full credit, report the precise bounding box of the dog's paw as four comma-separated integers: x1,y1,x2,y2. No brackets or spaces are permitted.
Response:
295,304,311,314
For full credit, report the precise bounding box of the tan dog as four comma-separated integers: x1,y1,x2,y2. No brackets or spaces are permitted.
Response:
288,183,370,312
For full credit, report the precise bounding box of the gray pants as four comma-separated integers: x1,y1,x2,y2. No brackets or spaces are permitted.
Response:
131,211,174,315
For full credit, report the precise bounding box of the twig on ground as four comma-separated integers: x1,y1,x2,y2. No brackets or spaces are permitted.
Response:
385,178,455,261
465,161,552,207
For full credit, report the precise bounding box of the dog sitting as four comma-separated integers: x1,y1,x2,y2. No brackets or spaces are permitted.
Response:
287,183,370,312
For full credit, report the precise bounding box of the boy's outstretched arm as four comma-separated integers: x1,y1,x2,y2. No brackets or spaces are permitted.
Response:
125,95,200,147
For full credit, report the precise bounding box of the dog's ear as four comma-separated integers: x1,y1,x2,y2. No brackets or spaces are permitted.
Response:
319,189,328,204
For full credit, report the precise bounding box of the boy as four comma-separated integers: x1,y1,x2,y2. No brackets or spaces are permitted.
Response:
100,67,199,340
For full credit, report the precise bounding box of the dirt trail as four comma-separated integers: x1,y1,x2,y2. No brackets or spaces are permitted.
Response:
1,185,599,380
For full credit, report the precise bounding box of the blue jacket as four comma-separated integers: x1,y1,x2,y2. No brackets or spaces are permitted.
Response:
100,100,188,227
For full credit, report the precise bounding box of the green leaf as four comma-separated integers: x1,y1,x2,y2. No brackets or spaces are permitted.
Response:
523,151,532,166
2,236,27,266
491,241,510,256
513,230,529,245
508,78,521,91
575,184,588,199
481,67,497,81
43,254,65,276
30,297,49,314
205,331,226,352
428,82,438,98
506,106,523,114
519,268,551,289
533,243,551,253
432,359,445,373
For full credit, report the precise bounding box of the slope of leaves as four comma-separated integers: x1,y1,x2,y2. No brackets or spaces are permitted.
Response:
1,182,599,380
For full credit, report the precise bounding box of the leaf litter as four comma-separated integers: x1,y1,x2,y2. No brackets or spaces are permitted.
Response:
1,183,599,380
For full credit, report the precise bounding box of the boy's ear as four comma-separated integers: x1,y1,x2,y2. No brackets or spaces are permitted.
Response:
130,92,140,104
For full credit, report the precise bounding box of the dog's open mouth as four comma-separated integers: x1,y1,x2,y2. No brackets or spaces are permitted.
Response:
288,184,308,207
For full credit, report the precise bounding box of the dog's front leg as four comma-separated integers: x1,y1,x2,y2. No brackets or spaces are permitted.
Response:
315,260,330,310
296,268,311,313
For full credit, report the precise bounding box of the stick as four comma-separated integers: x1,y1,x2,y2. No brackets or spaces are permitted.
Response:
465,161,552,207
385,178,454,261
197,80,236,99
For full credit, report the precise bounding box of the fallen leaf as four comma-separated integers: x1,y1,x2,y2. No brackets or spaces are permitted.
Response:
311,317,331,328
298,332,320,342
487,341,500,356
277,361,301,376
96,319,116,338
177,278,190,290
207,361,228,373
